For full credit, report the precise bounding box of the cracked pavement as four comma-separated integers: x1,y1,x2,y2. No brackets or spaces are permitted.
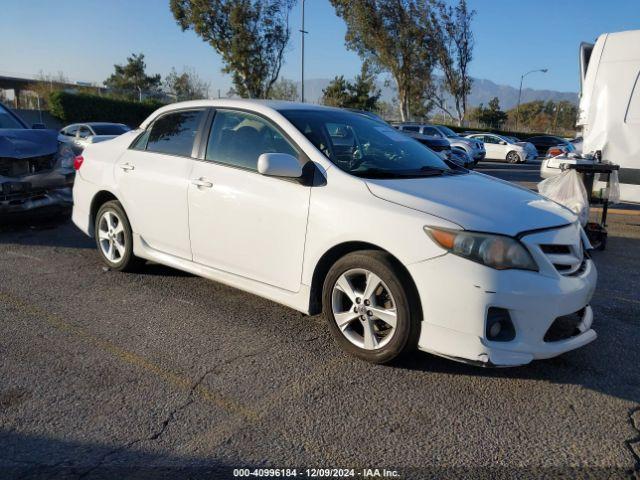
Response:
1,163,639,479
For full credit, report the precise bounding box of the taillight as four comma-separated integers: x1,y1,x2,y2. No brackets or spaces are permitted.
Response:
547,147,564,158
73,155,84,170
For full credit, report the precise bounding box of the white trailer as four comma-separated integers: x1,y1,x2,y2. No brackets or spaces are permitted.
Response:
541,30,640,202
576,29,640,203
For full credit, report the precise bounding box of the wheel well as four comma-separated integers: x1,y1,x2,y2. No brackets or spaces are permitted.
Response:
308,242,422,318
89,191,119,234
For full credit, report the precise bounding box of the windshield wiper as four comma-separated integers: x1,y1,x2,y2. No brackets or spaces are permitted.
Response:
351,168,408,179
352,167,448,179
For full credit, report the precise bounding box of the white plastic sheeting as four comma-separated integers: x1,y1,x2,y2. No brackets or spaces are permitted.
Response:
538,170,589,226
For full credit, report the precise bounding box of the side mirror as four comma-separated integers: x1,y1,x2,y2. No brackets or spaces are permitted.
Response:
257,153,303,178
499,141,507,145
32,123,46,129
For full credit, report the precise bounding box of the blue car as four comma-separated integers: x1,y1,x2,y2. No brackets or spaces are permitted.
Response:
0,103,75,215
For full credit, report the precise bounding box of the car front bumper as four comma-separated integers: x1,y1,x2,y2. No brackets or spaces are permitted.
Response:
407,250,597,367
0,168,74,215
472,151,486,162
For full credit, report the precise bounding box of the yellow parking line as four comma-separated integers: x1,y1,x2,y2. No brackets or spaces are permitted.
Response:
0,290,258,421
591,207,640,216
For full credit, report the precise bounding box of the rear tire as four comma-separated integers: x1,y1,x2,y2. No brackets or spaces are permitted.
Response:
322,250,420,364
94,201,144,272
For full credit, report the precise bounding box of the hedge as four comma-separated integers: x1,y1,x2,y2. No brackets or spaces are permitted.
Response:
49,92,165,128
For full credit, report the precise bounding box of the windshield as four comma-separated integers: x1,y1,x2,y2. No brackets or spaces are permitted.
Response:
91,124,130,135
436,125,459,138
280,109,455,179
0,104,26,129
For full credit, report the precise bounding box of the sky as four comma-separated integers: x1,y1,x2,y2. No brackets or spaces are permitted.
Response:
1,0,639,95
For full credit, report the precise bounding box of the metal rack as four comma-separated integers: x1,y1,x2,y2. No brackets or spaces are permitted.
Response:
561,162,620,250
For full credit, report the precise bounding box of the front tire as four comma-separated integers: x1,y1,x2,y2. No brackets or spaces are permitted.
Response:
94,201,144,272
322,251,420,364
506,151,521,163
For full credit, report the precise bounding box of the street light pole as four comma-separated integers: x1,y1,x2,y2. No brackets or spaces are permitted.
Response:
515,68,548,130
300,0,308,103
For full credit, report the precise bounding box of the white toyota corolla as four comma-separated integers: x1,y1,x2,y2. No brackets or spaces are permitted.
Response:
72,100,597,366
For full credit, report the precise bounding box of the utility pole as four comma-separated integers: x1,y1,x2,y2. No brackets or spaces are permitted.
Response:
516,68,548,130
300,0,308,102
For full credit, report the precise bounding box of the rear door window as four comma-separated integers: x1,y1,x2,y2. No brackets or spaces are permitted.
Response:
422,127,441,137
65,126,79,137
146,109,205,157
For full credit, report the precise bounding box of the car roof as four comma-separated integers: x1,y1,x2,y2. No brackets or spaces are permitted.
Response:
62,122,127,129
139,99,348,129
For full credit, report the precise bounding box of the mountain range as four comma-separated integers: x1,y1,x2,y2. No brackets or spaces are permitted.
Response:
298,77,578,110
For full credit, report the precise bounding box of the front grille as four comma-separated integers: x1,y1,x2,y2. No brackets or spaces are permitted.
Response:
0,154,56,178
540,242,584,276
429,144,450,153
0,190,48,205
544,308,586,342
540,244,571,255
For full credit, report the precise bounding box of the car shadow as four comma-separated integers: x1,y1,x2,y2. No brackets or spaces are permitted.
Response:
0,211,94,249
0,429,249,480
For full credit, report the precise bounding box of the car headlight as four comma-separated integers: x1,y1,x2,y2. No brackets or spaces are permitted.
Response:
56,143,75,169
424,227,538,271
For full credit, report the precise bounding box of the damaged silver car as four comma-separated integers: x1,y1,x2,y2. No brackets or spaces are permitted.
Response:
0,103,75,216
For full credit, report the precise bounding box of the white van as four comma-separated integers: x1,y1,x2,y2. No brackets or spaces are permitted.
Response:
575,30,640,203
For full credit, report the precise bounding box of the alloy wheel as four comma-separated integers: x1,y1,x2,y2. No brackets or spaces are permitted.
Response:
98,210,126,263
507,152,520,163
331,268,398,350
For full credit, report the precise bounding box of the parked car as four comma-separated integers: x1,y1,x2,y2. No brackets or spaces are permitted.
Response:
402,131,474,169
569,136,583,155
394,124,486,163
465,133,534,163
0,103,75,215
526,135,575,157
73,100,597,367
448,148,475,169
59,123,131,154
503,136,539,159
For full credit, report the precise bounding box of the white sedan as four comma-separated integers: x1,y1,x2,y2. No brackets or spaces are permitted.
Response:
59,122,131,154
466,133,534,163
71,100,597,366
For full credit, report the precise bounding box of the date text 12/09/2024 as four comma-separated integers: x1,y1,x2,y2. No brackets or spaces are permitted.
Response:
233,468,401,478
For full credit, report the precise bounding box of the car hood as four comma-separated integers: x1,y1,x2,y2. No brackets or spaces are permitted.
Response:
365,172,575,236
451,137,482,149
0,129,58,158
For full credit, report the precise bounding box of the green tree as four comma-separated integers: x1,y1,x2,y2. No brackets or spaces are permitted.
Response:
164,67,210,101
269,78,299,101
472,96,507,128
349,61,381,111
104,53,162,100
321,76,353,107
170,0,296,99
431,0,475,126
330,0,439,121
321,63,381,110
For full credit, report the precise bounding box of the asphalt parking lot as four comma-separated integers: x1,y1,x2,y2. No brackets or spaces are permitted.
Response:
1,164,639,479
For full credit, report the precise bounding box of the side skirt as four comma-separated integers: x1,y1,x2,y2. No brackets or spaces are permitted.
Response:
132,234,312,315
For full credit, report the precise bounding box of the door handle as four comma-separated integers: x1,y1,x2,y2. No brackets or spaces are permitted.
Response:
119,162,135,172
191,177,213,188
